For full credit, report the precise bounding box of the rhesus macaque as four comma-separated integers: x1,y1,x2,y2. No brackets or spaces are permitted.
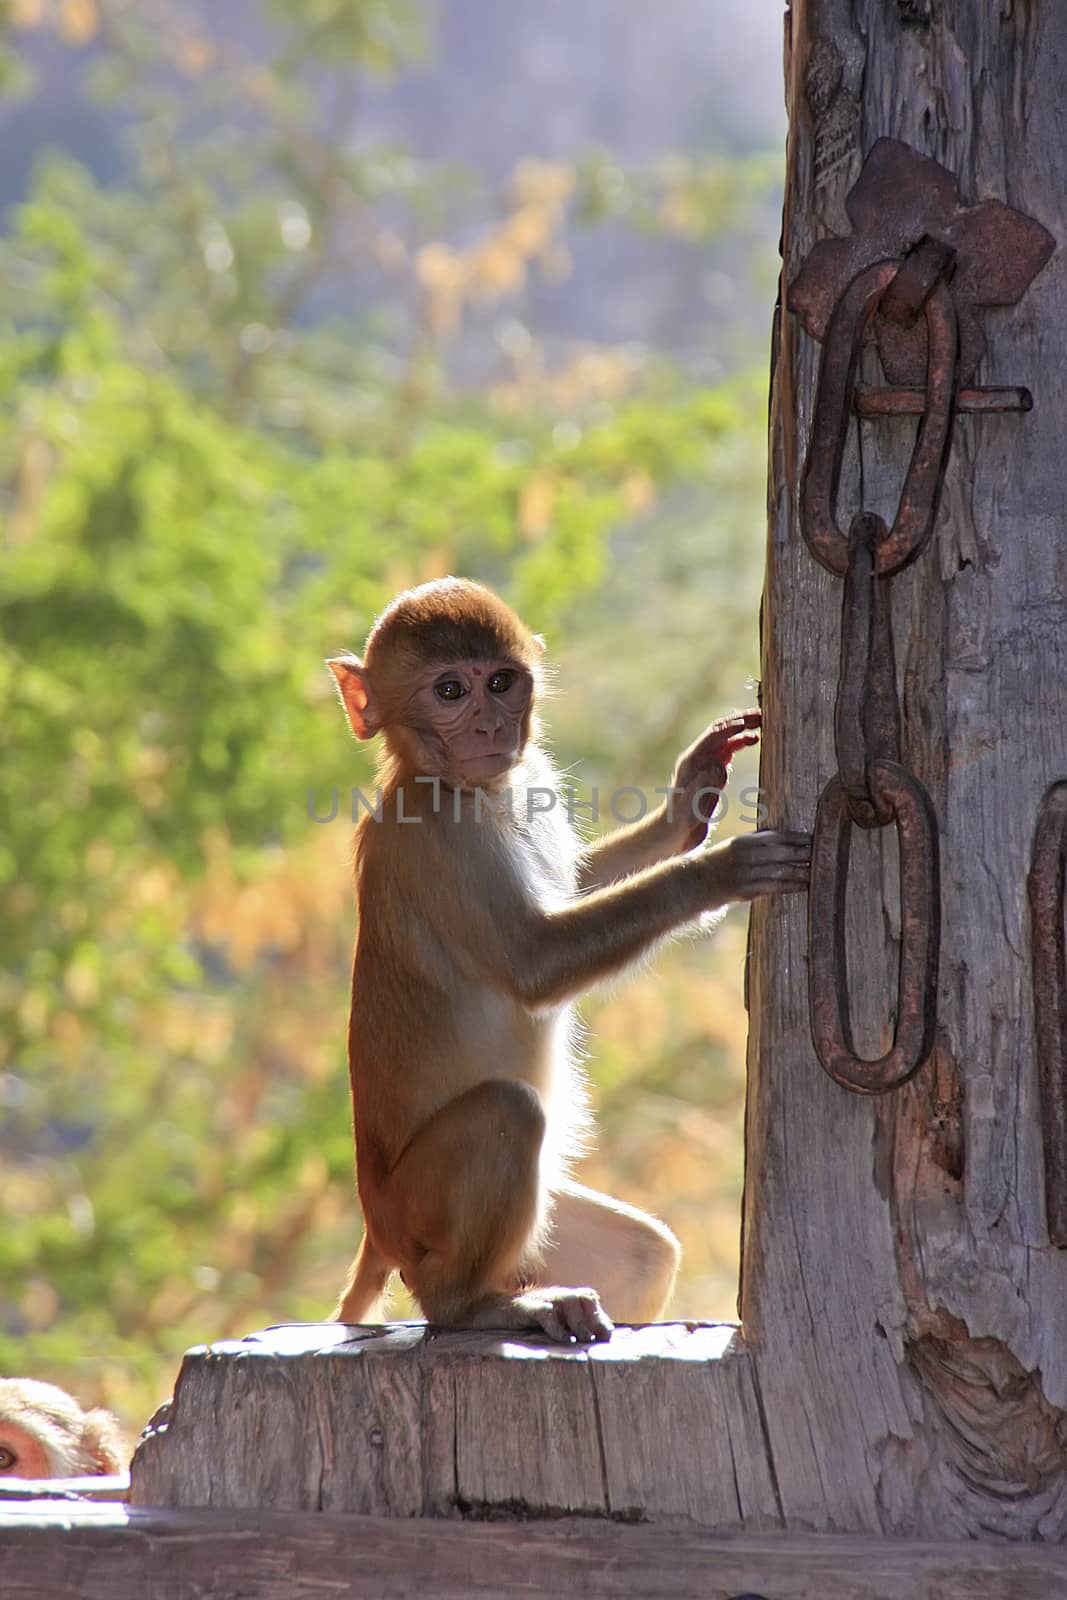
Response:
327,578,809,1343
0,1379,123,1478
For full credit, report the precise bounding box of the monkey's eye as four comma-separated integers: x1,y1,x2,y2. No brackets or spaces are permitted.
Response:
434,679,467,701
488,670,515,694
0,1447,17,1471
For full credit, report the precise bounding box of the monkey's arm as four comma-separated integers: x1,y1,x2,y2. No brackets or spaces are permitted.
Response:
513,830,809,1010
577,803,681,891
578,711,762,891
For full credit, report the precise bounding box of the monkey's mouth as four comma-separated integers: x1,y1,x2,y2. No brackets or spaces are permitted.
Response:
460,750,517,775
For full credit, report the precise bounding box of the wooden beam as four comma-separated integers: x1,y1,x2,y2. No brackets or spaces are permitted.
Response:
4,1503,1067,1600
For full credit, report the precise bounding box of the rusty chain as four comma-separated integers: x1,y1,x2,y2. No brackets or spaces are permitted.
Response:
1027,783,1067,1246
800,237,953,1094
787,142,1056,1216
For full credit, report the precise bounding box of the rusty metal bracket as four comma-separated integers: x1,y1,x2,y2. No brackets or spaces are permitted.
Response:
855,384,1031,417
1028,784,1067,1247
789,137,1054,388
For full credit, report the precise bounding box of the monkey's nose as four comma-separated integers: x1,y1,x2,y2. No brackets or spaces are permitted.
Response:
472,696,503,737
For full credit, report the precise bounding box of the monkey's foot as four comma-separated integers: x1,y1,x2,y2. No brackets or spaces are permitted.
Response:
514,1285,613,1344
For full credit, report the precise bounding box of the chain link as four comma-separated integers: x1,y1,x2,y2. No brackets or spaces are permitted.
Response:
1027,783,1067,1244
800,257,958,577
809,764,940,1094
835,513,900,828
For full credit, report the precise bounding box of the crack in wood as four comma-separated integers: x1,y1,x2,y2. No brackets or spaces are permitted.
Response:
747,1357,786,1526
586,1363,612,1518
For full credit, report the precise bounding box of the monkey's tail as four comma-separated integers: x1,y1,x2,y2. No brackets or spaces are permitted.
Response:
332,1234,391,1325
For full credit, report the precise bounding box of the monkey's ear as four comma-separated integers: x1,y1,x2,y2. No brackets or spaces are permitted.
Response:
326,655,381,740
84,1410,124,1475
531,633,547,655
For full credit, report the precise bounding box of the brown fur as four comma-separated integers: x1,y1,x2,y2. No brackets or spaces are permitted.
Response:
364,578,541,677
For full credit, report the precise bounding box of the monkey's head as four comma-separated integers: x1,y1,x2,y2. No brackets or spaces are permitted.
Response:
328,578,544,788
0,1379,124,1479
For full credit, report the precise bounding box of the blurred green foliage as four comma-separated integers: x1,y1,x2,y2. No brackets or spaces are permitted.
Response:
0,0,773,1441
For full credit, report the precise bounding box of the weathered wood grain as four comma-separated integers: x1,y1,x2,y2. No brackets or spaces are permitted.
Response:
4,1503,1067,1600
131,1321,778,1527
744,0,1067,1540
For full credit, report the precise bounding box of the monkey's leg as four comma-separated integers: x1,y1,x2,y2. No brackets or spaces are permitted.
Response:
374,1079,612,1343
333,1234,391,1324
533,1178,681,1323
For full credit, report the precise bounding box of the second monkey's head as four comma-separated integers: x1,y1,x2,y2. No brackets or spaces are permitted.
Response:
328,578,544,789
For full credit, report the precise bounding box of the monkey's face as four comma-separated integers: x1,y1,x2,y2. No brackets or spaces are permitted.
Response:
0,1421,52,1478
407,657,534,786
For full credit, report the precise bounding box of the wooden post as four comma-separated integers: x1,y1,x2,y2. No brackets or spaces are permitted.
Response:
743,0,1067,1536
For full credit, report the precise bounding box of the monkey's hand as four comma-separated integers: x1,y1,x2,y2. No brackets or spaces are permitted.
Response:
697,828,811,904
511,1285,614,1344
670,710,761,851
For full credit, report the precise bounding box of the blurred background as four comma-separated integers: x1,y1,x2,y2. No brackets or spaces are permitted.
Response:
0,0,785,1442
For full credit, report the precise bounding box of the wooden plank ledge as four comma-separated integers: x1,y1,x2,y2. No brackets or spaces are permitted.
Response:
130,1320,780,1526
3,1503,1067,1600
